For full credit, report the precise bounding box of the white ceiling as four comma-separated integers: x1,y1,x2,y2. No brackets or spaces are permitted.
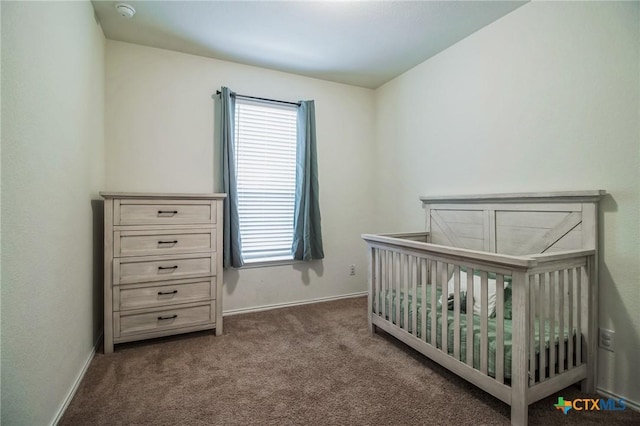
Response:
92,1,527,89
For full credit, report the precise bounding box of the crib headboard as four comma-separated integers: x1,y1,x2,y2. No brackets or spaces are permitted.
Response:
420,191,605,256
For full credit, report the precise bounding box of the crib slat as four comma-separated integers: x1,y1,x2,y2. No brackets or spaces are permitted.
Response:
370,248,376,317
549,271,556,378
529,274,536,386
431,261,437,347
580,264,590,371
576,267,582,365
421,259,427,342
480,271,488,375
387,250,392,319
380,251,385,319
385,251,390,318
453,265,461,360
368,248,376,331
568,268,574,370
379,251,385,317
441,262,449,355
538,273,546,382
374,249,380,316
388,251,393,323
395,253,401,327
412,256,418,337
466,266,474,367
403,255,409,331
385,251,393,322
495,274,505,384
558,270,565,374
376,249,386,316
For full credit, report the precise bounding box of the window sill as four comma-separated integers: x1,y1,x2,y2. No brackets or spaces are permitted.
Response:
240,257,303,269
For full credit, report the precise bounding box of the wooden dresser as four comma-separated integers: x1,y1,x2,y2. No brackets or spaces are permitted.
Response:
101,192,226,353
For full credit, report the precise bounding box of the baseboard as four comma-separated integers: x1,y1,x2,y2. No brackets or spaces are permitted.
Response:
223,291,368,317
597,387,640,412
51,333,102,425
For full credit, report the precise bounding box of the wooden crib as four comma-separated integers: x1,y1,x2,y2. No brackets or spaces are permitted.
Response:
362,191,605,426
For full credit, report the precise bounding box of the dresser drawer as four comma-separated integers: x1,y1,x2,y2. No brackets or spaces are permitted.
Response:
118,303,214,336
114,254,215,285
115,229,216,257
116,278,215,311
116,200,215,225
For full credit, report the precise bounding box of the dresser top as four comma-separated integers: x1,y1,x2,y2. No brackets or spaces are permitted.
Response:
100,192,227,200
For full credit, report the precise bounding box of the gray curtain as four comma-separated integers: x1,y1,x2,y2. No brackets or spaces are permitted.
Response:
292,100,324,261
220,87,244,268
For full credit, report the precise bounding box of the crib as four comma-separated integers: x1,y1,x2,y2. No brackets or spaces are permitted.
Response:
362,191,605,426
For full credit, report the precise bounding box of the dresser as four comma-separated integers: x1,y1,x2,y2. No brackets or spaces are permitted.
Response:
101,192,226,353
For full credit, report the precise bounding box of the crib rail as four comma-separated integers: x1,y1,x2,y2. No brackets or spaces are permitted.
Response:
363,233,595,407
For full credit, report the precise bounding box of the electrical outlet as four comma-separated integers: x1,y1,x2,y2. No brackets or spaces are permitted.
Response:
599,328,615,352
349,264,356,276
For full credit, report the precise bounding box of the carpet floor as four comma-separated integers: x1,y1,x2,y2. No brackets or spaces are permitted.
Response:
61,297,639,425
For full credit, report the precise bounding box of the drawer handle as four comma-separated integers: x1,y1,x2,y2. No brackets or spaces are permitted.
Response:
157,210,178,216
158,265,178,270
158,240,178,245
158,314,178,321
158,290,178,296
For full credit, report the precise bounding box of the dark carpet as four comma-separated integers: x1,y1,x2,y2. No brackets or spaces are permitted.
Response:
60,297,639,425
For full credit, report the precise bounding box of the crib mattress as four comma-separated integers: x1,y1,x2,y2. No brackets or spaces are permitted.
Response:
375,286,572,380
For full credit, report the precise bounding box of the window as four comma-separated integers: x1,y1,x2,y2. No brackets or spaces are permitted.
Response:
234,99,298,263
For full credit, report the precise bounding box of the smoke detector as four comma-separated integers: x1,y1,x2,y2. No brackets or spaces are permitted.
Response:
115,3,136,19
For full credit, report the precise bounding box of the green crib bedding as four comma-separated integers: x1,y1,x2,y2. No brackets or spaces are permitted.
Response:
374,286,571,380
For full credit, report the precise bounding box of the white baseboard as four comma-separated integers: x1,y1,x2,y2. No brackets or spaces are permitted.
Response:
597,387,640,412
51,333,102,425
223,291,367,317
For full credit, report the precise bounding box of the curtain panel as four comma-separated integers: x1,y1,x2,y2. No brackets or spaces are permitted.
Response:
292,100,325,261
219,87,244,268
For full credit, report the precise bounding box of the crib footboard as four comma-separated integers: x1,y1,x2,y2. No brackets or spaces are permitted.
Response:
363,233,596,426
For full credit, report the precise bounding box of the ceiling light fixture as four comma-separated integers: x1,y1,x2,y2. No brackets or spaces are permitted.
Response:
115,3,136,19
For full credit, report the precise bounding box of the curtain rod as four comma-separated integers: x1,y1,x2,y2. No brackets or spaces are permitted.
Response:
215,90,300,107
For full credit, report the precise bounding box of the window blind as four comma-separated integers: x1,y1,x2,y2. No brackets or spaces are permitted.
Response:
234,99,297,262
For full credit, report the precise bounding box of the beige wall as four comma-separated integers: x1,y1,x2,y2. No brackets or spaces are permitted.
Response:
375,2,640,404
1,1,105,424
105,40,375,313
